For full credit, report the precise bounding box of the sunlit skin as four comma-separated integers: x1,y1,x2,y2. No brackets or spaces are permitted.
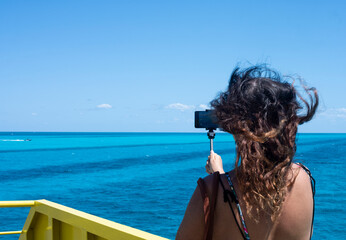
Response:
205,150,225,174
176,152,313,240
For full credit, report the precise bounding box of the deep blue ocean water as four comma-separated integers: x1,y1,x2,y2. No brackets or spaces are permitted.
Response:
0,132,345,239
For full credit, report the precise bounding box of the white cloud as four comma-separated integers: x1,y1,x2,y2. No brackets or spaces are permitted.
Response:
31,113,38,116
97,103,112,109
165,103,195,111
319,108,346,119
198,104,209,110
165,103,211,111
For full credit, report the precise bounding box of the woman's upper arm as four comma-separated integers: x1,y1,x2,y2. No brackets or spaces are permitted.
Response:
176,185,205,240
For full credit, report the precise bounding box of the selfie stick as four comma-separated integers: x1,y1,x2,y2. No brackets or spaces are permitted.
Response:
207,128,215,151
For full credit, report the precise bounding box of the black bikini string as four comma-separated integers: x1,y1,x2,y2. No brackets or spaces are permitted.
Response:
219,178,247,240
308,172,315,240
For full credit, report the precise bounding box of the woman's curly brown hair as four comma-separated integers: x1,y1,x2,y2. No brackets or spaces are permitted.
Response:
211,65,318,221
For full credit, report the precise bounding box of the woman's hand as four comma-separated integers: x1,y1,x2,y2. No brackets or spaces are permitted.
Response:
205,150,225,174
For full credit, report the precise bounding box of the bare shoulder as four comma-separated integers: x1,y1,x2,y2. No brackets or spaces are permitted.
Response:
288,163,314,208
293,163,312,181
176,176,207,240
176,173,223,240
202,172,217,185
201,172,222,196
272,163,314,239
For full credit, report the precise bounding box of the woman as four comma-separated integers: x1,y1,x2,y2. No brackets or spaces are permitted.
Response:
176,66,318,240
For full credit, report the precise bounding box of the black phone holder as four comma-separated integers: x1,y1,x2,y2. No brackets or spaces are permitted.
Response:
207,128,216,151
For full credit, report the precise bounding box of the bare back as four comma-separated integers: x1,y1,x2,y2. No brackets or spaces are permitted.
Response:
176,163,314,240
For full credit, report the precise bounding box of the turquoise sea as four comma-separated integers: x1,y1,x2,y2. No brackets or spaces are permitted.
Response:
0,132,345,239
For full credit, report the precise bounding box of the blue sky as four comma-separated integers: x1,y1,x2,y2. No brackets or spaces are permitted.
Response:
1,0,345,132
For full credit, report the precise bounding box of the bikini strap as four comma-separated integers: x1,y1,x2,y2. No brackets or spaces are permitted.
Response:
219,177,246,239
218,173,250,240
225,173,251,240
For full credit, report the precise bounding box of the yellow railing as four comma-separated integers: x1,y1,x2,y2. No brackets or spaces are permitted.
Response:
0,200,169,240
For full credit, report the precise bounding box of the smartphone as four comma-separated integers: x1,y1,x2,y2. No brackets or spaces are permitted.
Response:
194,110,219,129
